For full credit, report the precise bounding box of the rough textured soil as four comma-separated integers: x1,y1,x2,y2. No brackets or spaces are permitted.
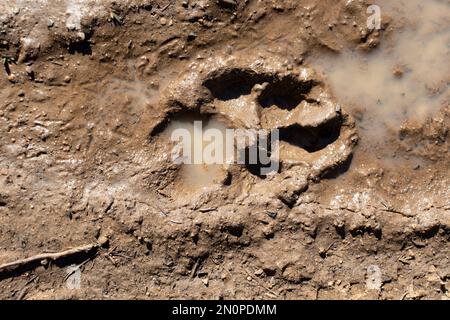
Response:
0,0,449,300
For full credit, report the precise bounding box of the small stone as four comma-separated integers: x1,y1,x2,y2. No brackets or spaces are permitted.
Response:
7,74,17,83
254,268,264,276
202,278,209,287
159,17,167,25
13,7,20,15
76,32,85,41
187,33,197,41
25,65,34,75
47,20,54,28
63,75,72,83
18,90,25,97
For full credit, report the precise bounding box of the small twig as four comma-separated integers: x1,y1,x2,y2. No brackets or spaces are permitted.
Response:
105,254,117,266
25,275,39,286
153,203,168,216
243,267,279,297
16,275,38,300
160,1,173,12
278,286,298,295
17,287,28,300
190,258,200,279
63,257,94,282
49,61,64,66
110,10,123,25
0,242,103,273
198,207,217,213
379,201,409,217
2,56,16,75
110,251,133,260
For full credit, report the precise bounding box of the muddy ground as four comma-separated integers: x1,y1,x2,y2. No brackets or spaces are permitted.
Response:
0,0,449,300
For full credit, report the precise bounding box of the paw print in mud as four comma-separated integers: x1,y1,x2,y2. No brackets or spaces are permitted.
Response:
150,51,358,205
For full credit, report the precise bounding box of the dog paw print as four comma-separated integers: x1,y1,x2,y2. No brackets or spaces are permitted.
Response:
150,51,358,205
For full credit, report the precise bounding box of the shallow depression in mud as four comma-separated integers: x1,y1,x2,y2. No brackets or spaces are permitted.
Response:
163,114,230,193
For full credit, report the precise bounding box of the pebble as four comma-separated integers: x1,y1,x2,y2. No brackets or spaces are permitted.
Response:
160,17,167,25
187,32,197,41
25,65,34,77
76,32,85,41
254,268,264,276
7,74,16,83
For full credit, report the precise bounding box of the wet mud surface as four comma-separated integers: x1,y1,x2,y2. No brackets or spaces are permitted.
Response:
0,0,449,299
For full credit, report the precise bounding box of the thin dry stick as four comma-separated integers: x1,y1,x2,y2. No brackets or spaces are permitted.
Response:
63,257,95,282
190,259,200,279
160,0,173,12
243,267,279,297
0,243,100,273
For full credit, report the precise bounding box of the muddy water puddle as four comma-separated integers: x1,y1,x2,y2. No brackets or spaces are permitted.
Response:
164,114,231,193
312,0,449,153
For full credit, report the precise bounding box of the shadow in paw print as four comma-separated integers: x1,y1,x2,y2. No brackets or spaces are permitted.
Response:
68,40,92,55
239,134,279,178
322,154,354,179
279,117,342,153
203,68,273,101
258,75,314,110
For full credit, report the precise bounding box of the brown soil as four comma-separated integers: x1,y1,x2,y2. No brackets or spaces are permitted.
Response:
0,0,449,300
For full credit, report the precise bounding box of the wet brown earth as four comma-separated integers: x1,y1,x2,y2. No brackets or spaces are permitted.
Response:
0,0,449,299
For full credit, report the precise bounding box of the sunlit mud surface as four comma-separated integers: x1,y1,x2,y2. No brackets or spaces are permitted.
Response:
0,0,449,300
313,0,449,144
